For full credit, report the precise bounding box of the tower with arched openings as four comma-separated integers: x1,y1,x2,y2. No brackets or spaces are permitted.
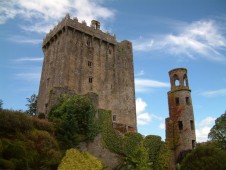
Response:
165,68,196,168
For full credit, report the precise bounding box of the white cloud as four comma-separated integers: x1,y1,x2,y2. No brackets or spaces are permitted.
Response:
200,88,226,97
8,35,42,44
159,123,165,130
0,0,114,33
136,98,151,125
0,1,18,24
136,98,163,125
135,78,170,92
133,19,226,62
137,112,152,125
14,57,43,62
15,73,41,82
135,70,145,77
196,116,215,142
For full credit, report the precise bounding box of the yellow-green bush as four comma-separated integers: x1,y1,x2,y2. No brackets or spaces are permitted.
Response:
58,148,105,170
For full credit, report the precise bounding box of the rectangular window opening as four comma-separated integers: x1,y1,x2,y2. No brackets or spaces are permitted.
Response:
190,120,194,130
175,97,180,106
178,121,183,130
88,61,92,67
192,140,196,149
186,97,190,105
89,77,93,83
113,115,116,121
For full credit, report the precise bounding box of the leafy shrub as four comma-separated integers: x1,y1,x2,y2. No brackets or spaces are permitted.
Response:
0,159,14,169
2,142,26,160
49,95,98,149
124,132,143,156
144,135,164,170
37,112,46,119
101,110,124,154
0,109,62,170
0,110,33,136
181,145,226,170
58,148,105,170
33,117,55,134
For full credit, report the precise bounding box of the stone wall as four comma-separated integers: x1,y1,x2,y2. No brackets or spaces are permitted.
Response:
37,14,137,131
79,134,123,169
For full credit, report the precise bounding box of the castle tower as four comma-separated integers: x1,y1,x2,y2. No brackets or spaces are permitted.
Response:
37,14,137,132
165,68,196,167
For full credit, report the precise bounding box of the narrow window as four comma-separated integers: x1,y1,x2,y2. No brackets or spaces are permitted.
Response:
178,121,183,130
175,79,179,86
183,74,188,87
186,97,190,105
86,38,91,47
113,115,116,121
190,120,194,130
175,97,180,106
88,61,92,67
192,140,196,149
109,49,112,54
89,77,93,83
173,74,179,86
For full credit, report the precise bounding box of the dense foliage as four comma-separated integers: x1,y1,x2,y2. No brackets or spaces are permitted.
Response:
58,148,105,170
0,95,172,169
144,135,171,170
208,111,226,150
26,94,38,116
101,110,169,170
181,145,226,170
49,95,99,149
0,109,61,170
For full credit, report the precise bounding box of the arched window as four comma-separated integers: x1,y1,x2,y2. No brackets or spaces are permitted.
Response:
173,74,179,86
183,74,188,87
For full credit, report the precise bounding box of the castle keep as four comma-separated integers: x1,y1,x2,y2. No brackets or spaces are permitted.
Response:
166,68,196,167
37,14,137,132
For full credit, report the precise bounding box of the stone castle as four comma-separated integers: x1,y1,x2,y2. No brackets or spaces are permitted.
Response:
37,15,196,169
37,14,137,132
166,68,196,168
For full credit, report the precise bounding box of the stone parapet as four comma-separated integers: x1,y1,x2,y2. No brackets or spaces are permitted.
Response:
43,14,117,48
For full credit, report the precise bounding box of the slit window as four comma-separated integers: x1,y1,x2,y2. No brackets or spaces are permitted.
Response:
192,140,196,149
109,49,112,54
88,61,92,67
175,97,180,106
86,38,91,47
113,115,116,121
178,121,183,130
190,120,194,130
186,97,190,105
89,77,93,83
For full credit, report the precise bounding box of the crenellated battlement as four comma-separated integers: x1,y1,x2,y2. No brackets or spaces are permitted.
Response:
43,14,117,49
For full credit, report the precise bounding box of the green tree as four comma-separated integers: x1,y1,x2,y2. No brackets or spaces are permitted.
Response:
181,145,226,170
49,95,98,149
0,99,3,110
158,141,170,170
26,94,38,116
58,148,105,170
122,132,150,170
208,111,226,150
143,135,162,170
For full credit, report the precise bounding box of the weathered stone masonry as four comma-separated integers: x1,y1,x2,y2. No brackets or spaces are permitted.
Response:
37,14,137,132
166,68,196,168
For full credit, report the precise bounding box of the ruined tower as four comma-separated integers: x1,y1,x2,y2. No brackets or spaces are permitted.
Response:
37,14,137,132
166,68,196,167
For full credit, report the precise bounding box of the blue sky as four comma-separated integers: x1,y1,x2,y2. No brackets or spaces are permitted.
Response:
0,0,226,142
